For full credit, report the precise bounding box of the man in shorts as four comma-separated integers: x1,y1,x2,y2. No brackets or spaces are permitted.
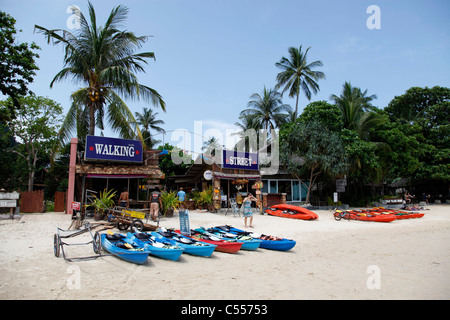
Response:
118,188,129,208
150,187,162,220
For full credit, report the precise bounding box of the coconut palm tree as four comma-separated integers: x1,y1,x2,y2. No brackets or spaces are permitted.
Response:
135,107,165,150
275,45,325,119
34,2,165,148
330,81,383,140
240,87,292,131
233,113,262,152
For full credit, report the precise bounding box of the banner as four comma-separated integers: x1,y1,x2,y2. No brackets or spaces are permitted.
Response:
84,135,143,163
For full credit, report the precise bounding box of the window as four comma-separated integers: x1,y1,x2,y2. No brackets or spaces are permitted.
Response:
278,181,292,201
269,180,277,193
292,180,300,201
262,180,268,193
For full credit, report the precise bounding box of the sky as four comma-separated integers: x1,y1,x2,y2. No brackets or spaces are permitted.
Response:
2,0,450,154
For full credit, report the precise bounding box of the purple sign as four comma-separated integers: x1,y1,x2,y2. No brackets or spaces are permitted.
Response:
222,150,258,171
84,135,143,163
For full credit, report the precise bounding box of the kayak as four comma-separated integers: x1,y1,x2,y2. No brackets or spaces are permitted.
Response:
373,207,425,219
334,210,397,222
215,225,296,252
196,227,262,251
127,232,184,261
151,229,216,257
100,233,150,265
266,204,318,220
176,229,243,254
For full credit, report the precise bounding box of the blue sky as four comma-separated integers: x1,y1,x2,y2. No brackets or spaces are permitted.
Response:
2,0,450,153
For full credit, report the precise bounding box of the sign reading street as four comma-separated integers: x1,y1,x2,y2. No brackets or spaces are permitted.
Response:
222,150,259,171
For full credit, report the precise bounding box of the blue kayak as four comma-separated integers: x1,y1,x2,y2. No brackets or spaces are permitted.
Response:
151,229,216,257
200,227,262,251
127,232,184,261
100,233,150,265
215,225,296,251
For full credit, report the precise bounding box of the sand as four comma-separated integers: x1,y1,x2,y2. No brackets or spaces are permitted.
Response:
0,205,449,300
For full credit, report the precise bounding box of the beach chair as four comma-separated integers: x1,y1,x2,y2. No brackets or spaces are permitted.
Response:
226,198,240,217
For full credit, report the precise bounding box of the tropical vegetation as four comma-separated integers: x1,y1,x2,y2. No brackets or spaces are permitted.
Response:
34,2,165,151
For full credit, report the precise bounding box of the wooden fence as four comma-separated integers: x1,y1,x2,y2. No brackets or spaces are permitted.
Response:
54,191,66,212
20,190,44,213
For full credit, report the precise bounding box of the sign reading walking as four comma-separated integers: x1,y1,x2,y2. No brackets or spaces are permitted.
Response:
84,135,143,163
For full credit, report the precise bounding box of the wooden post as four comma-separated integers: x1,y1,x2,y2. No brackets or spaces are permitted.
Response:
66,138,78,214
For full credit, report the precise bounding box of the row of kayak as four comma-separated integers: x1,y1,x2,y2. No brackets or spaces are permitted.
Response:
100,225,296,264
264,204,425,223
334,207,425,222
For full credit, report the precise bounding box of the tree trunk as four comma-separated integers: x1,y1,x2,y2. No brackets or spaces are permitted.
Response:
89,104,96,136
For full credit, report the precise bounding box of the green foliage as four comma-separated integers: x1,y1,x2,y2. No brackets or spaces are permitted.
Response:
199,187,213,206
158,143,192,177
1,95,63,191
297,100,343,132
0,11,40,117
90,189,117,214
160,191,180,215
280,119,349,204
385,86,450,123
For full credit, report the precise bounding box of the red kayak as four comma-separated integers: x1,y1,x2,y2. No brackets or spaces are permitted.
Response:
175,230,242,254
375,208,425,219
335,210,396,222
265,204,318,220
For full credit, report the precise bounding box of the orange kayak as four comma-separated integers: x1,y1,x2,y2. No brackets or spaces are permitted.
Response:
266,204,318,220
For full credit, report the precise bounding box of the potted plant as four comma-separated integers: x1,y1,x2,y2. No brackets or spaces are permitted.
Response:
200,187,214,212
90,188,117,220
189,190,202,209
160,191,180,217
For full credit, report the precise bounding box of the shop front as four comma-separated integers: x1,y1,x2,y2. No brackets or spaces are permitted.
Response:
68,136,164,213
171,150,263,211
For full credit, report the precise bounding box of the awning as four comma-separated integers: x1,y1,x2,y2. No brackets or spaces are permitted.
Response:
212,171,260,180
86,174,147,179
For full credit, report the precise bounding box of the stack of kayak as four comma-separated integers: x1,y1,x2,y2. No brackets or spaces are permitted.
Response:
213,225,296,251
194,227,262,251
99,225,296,264
373,207,425,219
152,228,216,257
334,207,425,222
265,204,318,220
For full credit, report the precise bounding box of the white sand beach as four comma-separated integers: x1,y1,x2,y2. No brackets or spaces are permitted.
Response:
0,205,449,300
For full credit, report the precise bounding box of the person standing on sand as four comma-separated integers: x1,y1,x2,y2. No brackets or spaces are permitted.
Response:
242,193,257,228
150,187,162,221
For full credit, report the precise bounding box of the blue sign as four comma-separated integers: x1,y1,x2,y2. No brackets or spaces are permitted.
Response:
84,135,143,163
179,209,190,236
222,150,258,170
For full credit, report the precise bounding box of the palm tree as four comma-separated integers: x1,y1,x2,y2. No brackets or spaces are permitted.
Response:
233,113,262,152
135,107,165,150
330,81,382,140
34,2,165,147
202,136,222,157
275,45,325,119
240,87,292,131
